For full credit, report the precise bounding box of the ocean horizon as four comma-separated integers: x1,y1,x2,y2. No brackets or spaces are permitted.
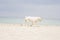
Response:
0,17,60,26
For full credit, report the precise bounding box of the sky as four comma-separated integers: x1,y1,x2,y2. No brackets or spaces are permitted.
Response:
0,0,60,19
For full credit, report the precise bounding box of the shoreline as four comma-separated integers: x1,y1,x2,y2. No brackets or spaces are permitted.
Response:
0,23,60,27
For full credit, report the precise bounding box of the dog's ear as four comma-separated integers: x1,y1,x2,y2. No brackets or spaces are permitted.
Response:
25,16,27,18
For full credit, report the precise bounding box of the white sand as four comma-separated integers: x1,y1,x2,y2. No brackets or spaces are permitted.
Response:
0,24,60,40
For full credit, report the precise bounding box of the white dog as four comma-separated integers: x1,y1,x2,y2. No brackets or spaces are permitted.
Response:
24,16,42,26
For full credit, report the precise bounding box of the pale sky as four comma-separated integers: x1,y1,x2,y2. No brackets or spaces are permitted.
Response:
0,0,60,19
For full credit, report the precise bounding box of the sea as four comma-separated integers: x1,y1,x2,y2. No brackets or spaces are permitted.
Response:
0,18,60,26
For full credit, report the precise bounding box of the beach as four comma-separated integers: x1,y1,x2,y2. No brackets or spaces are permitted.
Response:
0,23,60,40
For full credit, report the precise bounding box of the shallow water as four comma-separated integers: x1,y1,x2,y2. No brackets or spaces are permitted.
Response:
0,18,60,26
